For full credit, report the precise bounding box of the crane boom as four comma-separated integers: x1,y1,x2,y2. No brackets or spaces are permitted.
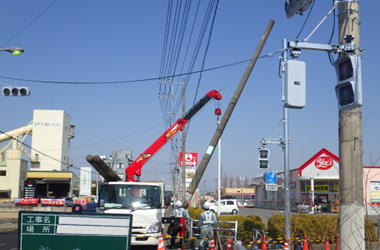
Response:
125,89,222,182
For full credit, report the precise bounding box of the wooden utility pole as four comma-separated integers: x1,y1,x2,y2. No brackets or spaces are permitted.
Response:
338,1,364,249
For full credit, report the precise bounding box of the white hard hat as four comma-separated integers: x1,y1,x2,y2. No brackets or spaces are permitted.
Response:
176,200,182,208
203,202,210,209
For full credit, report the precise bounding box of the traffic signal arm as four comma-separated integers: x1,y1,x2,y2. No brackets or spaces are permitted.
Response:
125,90,222,182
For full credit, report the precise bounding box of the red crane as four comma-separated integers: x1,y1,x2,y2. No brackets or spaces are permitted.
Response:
125,90,222,182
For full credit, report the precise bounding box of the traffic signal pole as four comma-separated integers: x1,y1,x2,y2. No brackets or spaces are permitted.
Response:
337,1,364,249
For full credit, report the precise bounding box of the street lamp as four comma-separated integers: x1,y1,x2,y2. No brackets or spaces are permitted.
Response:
0,47,24,56
239,176,245,202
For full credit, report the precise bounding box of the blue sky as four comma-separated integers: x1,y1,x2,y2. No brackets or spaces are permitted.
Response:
0,1,379,192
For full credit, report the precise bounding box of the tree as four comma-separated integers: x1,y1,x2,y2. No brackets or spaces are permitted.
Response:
229,176,234,188
236,176,241,188
244,178,249,188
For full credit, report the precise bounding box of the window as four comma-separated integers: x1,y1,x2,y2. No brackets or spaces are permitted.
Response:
0,170,6,176
0,191,11,198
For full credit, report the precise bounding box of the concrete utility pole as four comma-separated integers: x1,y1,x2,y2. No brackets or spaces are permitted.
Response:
182,80,187,203
338,1,364,249
187,20,275,196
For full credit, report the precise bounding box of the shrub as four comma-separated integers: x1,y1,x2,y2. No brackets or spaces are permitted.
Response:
267,214,378,242
219,215,266,243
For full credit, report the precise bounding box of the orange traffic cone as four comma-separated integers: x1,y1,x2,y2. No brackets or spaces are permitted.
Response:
226,238,232,250
157,233,164,250
209,235,215,250
324,238,330,250
303,235,309,250
261,236,267,250
283,238,289,250
335,234,339,250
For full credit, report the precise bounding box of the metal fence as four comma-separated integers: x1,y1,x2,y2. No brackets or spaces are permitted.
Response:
188,218,238,242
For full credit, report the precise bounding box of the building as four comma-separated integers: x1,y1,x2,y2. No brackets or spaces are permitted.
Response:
222,187,255,202
0,110,76,201
101,150,133,180
253,148,380,215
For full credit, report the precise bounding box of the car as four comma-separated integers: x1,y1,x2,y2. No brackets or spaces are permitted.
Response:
59,197,74,207
82,202,98,213
209,200,239,215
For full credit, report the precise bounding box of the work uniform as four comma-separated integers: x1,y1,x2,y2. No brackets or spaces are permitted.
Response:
198,210,218,248
169,206,191,248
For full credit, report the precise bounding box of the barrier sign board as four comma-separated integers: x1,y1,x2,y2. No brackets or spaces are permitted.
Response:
18,211,132,250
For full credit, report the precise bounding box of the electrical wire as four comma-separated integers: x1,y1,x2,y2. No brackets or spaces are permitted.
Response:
0,0,57,47
0,50,283,85
295,0,316,41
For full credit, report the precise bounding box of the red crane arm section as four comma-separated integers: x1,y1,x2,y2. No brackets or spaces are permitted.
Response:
125,119,188,182
125,89,222,182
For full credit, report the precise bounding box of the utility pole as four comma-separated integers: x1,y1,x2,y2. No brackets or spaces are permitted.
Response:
338,1,364,249
182,80,187,203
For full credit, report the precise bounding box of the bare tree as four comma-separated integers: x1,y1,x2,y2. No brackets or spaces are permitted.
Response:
244,178,249,188
222,172,228,189
236,176,241,188
228,176,234,188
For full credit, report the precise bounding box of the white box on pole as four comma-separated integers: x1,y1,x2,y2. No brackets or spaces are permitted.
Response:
283,60,306,109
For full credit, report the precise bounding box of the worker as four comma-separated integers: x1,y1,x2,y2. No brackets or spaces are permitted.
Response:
169,200,191,249
198,201,218,249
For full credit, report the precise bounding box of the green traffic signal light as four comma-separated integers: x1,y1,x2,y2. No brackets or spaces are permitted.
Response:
3,88,10,96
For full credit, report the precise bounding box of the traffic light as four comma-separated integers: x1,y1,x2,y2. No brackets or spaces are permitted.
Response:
285,0,313,18
1,87,30,96
334,54,362,110
258,148,270,169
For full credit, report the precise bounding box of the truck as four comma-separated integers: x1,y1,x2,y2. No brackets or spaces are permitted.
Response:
86,90,222,249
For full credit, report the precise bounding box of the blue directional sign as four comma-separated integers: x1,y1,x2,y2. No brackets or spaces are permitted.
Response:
265,171,278,184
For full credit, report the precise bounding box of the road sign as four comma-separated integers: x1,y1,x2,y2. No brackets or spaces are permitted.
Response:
265,171,278,184
19,211,132,250
266,183,278,191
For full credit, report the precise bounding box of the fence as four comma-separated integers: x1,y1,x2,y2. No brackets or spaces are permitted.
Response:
189,218,238,242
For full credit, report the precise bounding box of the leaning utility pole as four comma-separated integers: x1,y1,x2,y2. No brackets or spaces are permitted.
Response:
187,20,275,196
338,1,364,249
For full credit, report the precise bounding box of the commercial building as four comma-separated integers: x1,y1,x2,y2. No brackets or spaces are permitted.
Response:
253,148,380,215
0,110,76,201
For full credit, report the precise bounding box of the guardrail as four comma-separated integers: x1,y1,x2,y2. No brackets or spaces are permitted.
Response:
189,218,238,242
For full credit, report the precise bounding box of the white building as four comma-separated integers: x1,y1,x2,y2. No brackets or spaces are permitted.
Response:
0,110,76,201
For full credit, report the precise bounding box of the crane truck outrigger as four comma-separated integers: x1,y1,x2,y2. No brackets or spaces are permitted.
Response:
86,89,221,250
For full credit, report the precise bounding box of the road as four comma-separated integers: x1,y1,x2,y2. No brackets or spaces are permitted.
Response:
0,230,17,250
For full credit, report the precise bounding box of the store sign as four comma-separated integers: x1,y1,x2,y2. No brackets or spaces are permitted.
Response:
265,184,278,191
33,121,63,127
314,156,333,170
15,198,39,205
306,185,328,192
40,199,65,206
179,152,198,166
80,167,92,196
24,180,37,198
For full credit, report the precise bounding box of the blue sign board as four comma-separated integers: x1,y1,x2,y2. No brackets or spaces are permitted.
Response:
265,171,278,184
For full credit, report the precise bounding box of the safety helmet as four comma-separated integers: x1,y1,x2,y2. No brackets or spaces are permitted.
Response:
203,201,210,210
175,200,182,208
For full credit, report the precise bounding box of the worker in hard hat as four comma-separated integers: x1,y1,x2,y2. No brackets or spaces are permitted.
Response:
169,200,191,249
198,201,218,249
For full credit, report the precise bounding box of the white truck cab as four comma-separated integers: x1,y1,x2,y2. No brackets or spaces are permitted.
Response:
97,181,165,250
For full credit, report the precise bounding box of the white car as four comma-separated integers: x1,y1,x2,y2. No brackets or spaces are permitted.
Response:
209,200,239,215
